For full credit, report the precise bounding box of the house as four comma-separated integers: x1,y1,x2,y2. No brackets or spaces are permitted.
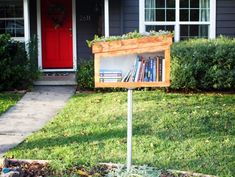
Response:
0,0,234,72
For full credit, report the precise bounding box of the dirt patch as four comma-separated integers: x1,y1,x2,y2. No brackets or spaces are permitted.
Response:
0,159,217,177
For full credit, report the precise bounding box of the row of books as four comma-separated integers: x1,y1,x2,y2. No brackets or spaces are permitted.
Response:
122,56,165,82
99,55,165,83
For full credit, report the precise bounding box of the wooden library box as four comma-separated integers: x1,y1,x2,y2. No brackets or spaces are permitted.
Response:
92,35,173,88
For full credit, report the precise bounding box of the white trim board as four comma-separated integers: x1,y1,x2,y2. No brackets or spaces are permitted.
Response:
139,0,217,41
23,0,30,50
37,0,77,72
104,0,110,37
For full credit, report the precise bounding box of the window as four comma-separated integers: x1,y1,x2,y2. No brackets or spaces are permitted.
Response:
0,0,24,38
141,0,215,41
145,0,176,21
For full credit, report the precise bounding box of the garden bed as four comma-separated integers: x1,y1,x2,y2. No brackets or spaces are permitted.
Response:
0,159,218,177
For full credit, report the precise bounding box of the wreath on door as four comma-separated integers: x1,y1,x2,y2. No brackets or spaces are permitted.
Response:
48,3,66,29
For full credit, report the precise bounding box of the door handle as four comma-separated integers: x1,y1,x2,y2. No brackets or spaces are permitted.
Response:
69,28,72,32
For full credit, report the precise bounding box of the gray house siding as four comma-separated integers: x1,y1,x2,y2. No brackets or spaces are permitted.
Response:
29,0,37,38
216,0,235,37
110,0,139,36
76,0,101,59
77,0,140,58
122,0,139,33
109,0,122,36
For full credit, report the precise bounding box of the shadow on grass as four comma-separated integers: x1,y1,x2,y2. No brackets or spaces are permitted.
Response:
16,124,151,150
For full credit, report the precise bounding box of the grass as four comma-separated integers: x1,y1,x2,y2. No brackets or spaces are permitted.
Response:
0,93,22,116
6,91,235,177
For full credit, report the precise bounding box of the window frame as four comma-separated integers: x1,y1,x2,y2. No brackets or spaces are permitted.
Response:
0,0,25,41
139,0,216,41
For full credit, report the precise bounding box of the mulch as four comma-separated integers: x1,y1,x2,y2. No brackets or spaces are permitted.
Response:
0,159,217,177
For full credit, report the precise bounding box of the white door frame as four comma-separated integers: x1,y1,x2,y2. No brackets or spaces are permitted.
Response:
37,0,77,72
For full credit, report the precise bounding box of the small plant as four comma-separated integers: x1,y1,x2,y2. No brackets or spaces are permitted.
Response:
87,30,173,47
76,58,94,90
106,165,161,177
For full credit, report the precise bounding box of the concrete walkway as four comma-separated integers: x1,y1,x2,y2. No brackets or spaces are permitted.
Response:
0,86,76,157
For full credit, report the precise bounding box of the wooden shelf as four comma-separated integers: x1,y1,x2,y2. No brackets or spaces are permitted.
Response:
92,35,173,88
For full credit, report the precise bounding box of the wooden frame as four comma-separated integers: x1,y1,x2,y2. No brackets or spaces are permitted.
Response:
92,35,173,88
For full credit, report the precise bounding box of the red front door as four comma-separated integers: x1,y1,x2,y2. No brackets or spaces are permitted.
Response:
41,0,73,69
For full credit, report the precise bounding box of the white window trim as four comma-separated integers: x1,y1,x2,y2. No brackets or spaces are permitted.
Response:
139,0,216,41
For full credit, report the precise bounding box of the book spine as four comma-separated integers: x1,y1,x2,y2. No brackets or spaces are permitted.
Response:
135,61,141,82
100,70,122,74
156,57,159,82
144,60,149,82
150,58,153,82
162,58,165,82
100,73,122,77
159,57,163,82
140,61,146,82
153,58,156,82
100,78,122,82
137,59,144,82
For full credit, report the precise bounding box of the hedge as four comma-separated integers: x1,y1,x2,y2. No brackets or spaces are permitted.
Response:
77,37,235,91
171,37,235,91
0,34,40,91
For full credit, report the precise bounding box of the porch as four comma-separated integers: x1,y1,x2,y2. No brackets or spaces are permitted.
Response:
23,0,135,73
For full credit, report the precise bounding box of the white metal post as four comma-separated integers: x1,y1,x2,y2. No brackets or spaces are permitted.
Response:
127,89,133,171
104,0,110,37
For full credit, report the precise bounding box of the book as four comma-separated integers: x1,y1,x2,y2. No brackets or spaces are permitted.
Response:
134,60,141,82
100,78,122,82
144,59,149,82
150,58,154,82
100,70,122,83
159,57,163,82
153,58,156,82
100,73,122,77
100,70,122,74
162,57,165,82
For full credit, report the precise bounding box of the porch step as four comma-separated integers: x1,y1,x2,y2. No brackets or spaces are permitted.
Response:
34,73,77,86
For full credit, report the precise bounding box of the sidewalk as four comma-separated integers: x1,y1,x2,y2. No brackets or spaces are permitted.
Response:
0,86,76,157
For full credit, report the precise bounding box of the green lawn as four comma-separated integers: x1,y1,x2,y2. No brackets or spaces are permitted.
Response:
0,93,22,116
6,91,235,177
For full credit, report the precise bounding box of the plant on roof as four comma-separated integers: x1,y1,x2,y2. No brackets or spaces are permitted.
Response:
87,30,173,47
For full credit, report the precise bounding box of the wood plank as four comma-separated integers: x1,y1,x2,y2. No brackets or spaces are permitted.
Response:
98,45,169,58
165,47,171,84
94,54,101,84
92,36,172,54
95,81,171,88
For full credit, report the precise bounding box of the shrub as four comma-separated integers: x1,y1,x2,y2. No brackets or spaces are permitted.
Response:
0,34,40,91
171,37,235,91
76,59,94,90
